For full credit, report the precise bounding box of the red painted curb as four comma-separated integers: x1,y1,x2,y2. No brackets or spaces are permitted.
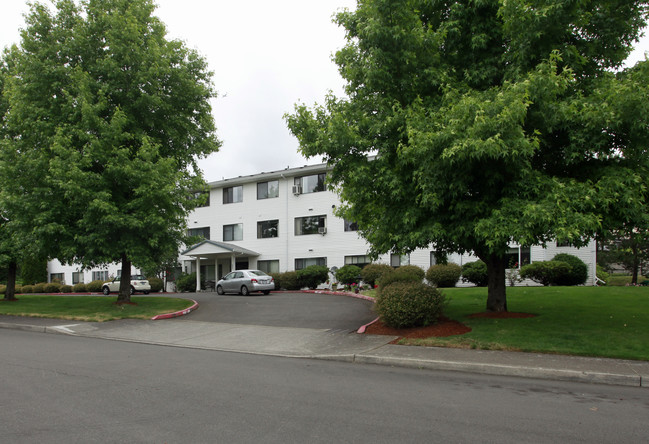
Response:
301,290,378,333
151,300,199,320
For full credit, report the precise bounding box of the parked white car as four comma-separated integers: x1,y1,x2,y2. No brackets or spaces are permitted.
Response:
216,270,274,295
102,275,151,295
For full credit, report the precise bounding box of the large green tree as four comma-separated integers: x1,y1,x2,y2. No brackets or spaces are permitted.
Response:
287,0,649,311
1,0,220,302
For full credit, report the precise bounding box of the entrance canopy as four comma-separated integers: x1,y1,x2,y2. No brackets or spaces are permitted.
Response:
181,240,260,291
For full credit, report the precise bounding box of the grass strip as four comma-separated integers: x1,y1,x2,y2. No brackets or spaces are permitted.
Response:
0,295,194,322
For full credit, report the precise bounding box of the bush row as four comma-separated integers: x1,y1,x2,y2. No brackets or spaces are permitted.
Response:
519,254,588,286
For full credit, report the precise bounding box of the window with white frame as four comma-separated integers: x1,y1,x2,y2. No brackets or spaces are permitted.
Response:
188,227,210,240
223,224,243,241
50,273,64,283
294,173,326,194
257,220,279,238
72,272,84,285
295,257,327,270
257,180,279,199
345,255,372,268
294,215,326,235
258,260,280,274
92,270,109,281
223,185,243,204
504,246,531,268
390,253,410,267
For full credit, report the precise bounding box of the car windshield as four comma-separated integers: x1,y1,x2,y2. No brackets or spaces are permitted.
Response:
131,275,146,280
249,270,268,277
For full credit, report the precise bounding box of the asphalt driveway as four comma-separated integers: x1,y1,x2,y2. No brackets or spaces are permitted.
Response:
174,291,377,331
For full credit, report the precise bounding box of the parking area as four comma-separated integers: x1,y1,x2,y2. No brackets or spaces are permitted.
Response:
175,291,376,331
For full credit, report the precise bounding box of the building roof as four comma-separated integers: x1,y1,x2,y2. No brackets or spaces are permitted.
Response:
181,240,260,258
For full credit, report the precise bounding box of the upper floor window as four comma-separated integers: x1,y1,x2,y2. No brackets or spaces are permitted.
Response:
189,190,210,207
257,180,279,199
344,220,358,232
295,215,326,235
223,185,243,204
257,220,279,238
223,223,243,241
295,173,326,194
188,227,210,240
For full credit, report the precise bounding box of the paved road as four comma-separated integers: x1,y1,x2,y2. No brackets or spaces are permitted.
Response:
2,329,648,444
174,291,377,331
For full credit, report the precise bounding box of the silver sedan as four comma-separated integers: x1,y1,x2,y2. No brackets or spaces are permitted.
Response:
216,270,274,295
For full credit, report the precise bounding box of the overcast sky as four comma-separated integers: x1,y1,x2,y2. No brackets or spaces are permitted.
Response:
1,0,648,183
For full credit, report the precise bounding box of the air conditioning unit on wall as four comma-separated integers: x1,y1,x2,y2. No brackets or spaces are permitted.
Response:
318,227,327,235
292,185,302,195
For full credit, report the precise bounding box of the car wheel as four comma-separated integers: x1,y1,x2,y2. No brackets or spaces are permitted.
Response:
263,290,270,295
240,285,249,296
216,285,224,295
130,286,135,295
143,291,150,295
102,287,110,295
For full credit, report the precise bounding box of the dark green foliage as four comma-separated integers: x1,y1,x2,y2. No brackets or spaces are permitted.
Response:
21,285,33,294
297,265,329,289
462,261,489,287
552,253,589,286
278,271,300,290
335,265,362,286
60,285,73,293
375,282,446,329
0,285,5,294
44,283,61,293
596,265,610,285
520,261,572,286
360,263,393,287
147,277,163,293
14,286,22,294
176,273,197,292
269,273,281,290
20,257,48,285
32,283,46,293
86,280,105,292
378,266,424,290
73,283,87,293
426,264,462,288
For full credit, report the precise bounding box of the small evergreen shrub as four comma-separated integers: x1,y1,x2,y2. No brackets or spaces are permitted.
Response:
0,285,5,294
44,283,61,293
60,285,73,293
360,263,393,287
21,285,34,294
552,253,588,286
378,266,424,290
269,273,281,290
86,280,105,292
520,261,571,286
335,265,362,286
426,263,462,287
375,282,446,328
32,283,46,293
297,265,329,289
461,260,488,287
73,283,88,293
148,277,163,292
279,271,300,290
596,265,609,285
176,272,197,292
15,285,23,294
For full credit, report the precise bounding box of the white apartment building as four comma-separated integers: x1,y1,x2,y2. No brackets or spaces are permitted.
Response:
48,162,597,289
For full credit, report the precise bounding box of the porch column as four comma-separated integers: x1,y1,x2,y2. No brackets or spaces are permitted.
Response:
231,254,236,272
196,257,202,292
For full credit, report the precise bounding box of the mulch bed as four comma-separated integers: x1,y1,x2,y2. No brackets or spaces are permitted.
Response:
364,312,537,342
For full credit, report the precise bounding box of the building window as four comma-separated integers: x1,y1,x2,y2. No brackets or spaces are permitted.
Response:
390,254,410,267
223,185,243,204
92,270,109,281
258,260,280,274
188,227,210,240
257,180,279,199
345,255,371,268
257,220,279,238
223,223,243,241
557,240,573,247
295,173,326,194
50,273,64,284
190,190,210,207
295,257,327,270
504,246,531,268
72,272,84,285
295,215,326,235
344,220,358,232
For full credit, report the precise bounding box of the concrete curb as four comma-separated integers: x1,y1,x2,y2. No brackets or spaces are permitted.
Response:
151,299,199,320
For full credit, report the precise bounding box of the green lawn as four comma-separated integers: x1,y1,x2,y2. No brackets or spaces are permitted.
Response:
0,295,194,322
401,286,649,361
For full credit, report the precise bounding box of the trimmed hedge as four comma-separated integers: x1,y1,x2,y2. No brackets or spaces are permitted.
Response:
461,260,488,287
73,283,88,293
378,266,424,290
520,261,571,286
552,253,588,286
86,280,105,292
335,265,362,286
61,285,73,293
360,263,393,287
269,273,282,290
21,285,34,294
375,282,446,328
148,277,163,292
426,263,462,287
296,265,329,289
176,273,197,292
279,271,300,290
44,283,61,293
32,283,46,293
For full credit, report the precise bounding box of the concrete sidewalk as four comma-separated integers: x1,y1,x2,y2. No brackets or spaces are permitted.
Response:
1,314,647,388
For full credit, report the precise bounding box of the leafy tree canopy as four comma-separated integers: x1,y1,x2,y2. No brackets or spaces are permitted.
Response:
287,0,649,311
0,0,220,301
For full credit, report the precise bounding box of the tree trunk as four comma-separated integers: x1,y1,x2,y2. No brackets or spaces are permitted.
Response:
117,254,131,303
4,260,18,301
631,242,639,285
485,254,507,312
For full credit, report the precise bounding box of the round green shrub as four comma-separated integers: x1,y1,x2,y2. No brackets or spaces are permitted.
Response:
86,280,105,292
296,265,329,289
279,271,300,290
335,265,362,286
73,283,88,293
147,277,163,292
520,261,571,286
21,285,34,294
426,263,462,287
44,283,61,293
375,281,446,328
269,273,281,290
32,283,46,293
378,266,424,290
461,260,488,286
176,272,197,292
14,285,22,294
360,263,393,287
60,285,73,293
552,253,588,286
0,285,5,294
